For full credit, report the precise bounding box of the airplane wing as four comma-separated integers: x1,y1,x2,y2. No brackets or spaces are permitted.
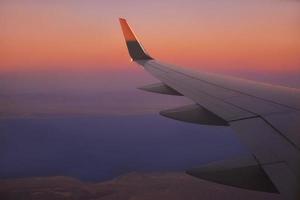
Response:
119,18,300,200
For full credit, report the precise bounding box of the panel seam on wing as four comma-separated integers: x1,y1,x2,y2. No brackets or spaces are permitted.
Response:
146,62,300,111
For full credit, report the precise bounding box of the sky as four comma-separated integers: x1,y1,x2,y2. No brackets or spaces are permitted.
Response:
0,0,299,73
0,0,299,117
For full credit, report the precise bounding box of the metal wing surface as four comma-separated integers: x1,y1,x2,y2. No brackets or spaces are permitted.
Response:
119,18,300,200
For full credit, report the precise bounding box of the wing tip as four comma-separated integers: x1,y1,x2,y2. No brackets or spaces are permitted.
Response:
118,17,153,61
119,17,126,23
119,17,136,42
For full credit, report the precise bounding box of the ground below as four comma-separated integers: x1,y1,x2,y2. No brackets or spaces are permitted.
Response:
0,172,281,200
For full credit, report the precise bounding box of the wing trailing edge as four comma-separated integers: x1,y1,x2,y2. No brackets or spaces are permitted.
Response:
160,104,229,126
138,83,182,96
186,156,279,193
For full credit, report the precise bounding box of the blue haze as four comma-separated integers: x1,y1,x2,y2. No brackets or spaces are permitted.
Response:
0,115,246,181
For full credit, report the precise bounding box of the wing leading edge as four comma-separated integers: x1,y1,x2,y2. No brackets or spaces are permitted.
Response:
119,18,300,200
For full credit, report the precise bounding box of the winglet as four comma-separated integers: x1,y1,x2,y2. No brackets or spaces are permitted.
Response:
119,18,153,61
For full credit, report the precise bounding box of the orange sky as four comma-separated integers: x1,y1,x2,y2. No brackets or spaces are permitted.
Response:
0,0,299,73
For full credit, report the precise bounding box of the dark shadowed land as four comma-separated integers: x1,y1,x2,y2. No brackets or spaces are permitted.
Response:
0,173,281,200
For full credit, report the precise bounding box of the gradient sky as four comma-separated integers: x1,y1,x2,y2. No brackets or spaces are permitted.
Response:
1,0,299,73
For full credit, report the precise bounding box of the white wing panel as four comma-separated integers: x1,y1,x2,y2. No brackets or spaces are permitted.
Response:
230,118,300,199
157,60,300,110
265,111,300,148
143,63,256,121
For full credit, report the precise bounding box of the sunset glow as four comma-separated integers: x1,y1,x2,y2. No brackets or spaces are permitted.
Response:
0,0,299,73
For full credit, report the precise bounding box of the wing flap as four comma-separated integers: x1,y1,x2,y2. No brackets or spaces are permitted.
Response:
138,82,182,96
230,117,300,198
263,163,300,200
160,104,229,126
186,156,279,193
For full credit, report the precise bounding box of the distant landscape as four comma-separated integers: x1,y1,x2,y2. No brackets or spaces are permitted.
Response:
0,115,245,181
0,69,296,199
